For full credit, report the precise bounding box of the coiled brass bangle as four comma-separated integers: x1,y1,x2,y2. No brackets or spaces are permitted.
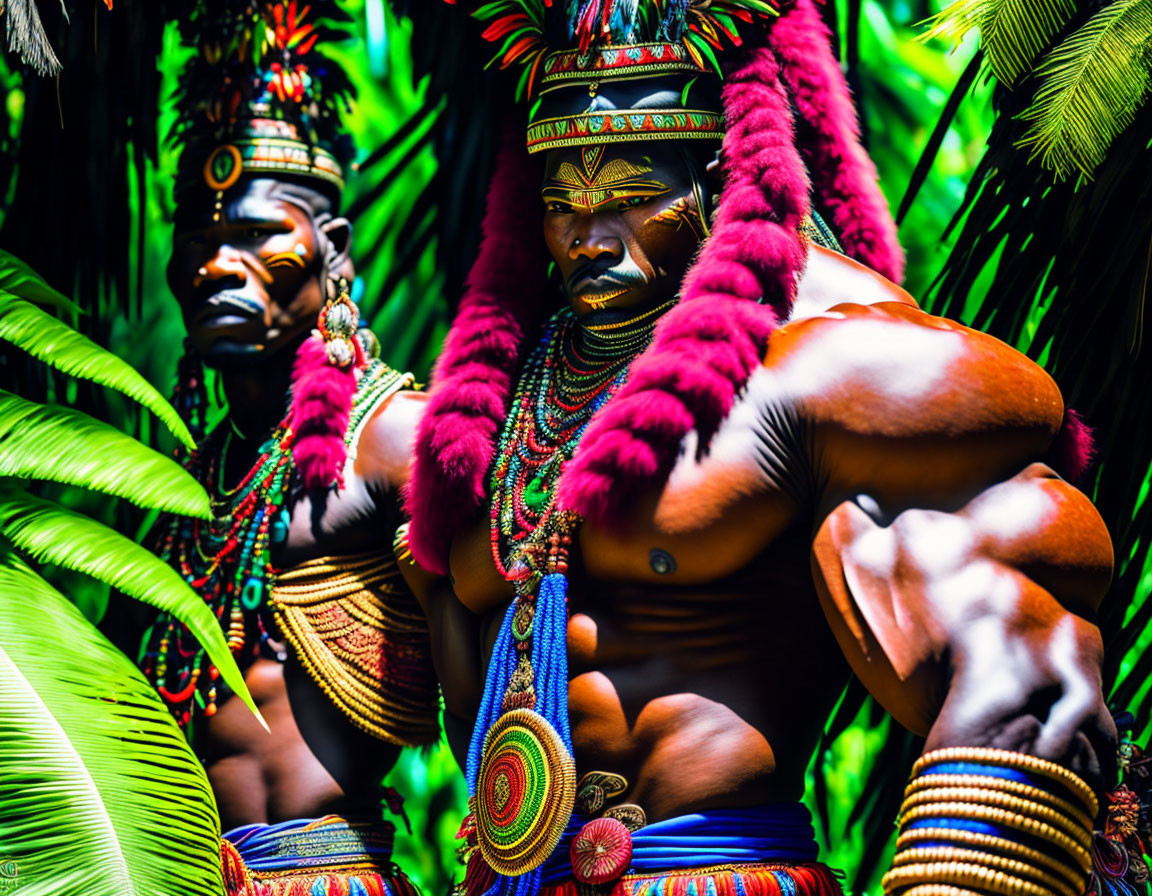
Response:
898,801,1092,856
900,788,1091,846
894,827,1090,878
896,887,986,896
890,846,1078,896
911,748,1097,818
884,861,1057,896
903,774,1094,833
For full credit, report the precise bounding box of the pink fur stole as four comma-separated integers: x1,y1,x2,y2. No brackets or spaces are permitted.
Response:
768,0,904,283
406,124,551,573
405,12,907,570
290,334,358,491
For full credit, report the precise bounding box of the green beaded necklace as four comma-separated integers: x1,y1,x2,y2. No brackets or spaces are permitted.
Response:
488,298,676,577
140,358,408,731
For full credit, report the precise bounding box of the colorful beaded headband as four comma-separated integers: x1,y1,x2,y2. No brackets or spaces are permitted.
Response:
538,42,704,89
202,126,345,194
174,0,354,199
526,107,724,154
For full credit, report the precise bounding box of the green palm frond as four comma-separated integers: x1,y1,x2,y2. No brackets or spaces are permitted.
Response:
0,248,80,314
925,0,1076,86
1019,0,1152,180
0,289,195,451
0,390,209,519
0,551,222,896
0,486,260,724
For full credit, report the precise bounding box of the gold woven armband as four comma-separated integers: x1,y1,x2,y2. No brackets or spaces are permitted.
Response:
883,748,1098,896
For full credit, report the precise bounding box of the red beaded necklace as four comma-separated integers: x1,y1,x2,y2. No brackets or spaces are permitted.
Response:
140,415,294,729
489,301,673,577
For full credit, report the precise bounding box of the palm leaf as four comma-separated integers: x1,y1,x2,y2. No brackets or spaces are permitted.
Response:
925,0,1076,86
0,551,222,896
0,288,195,450
0,390,209,519
0,248,80,314
0,486,261,723
3,0,63,76
1018,0,1152,180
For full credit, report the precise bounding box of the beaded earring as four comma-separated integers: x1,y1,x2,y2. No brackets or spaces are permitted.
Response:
318,275,363,369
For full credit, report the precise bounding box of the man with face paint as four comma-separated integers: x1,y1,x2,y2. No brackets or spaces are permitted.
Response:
137,3,437,894
405,4,1116,896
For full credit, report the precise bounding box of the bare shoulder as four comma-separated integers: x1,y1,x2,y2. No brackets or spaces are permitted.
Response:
352,387,428,491
758,303,1065,504
789,244,918,320
766,301,1064,434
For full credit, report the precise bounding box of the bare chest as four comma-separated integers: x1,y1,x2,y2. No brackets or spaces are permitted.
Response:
449,368,805,614
274,460,396,568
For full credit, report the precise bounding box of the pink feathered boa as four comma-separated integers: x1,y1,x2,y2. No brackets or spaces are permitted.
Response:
405,6,901,574
290,334,359,491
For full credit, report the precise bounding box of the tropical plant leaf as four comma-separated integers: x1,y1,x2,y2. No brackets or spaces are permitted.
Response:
4,0,63,76
0,390,209,519
1018,0,1152,180
925,0,1076,86
896,52,983,225
0,288,195,450
0,486,260,723
0,550,222,896
0,247,80,314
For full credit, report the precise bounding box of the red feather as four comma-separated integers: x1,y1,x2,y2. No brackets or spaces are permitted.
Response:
502,35,541,66
483,15,531,41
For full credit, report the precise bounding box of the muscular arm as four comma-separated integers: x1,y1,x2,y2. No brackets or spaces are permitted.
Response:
765,303,1116,788
397,550,484,770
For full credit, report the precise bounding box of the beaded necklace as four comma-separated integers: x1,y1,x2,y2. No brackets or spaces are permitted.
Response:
489,298,674,578
467,299,673,886
142,414,295,728
140,358,409,731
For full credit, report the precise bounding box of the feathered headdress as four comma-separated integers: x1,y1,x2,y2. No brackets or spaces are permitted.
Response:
408,0,903,575
172,0,355,201
465,0,780,98
170,0,366,492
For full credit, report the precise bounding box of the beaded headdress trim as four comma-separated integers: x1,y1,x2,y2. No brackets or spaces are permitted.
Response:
526,108,724,154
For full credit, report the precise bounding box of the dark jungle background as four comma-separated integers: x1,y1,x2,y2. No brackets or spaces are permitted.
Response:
0,2,1149,894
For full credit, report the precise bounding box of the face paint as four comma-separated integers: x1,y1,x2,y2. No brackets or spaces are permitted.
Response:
264,250,310,271
542,146,672,214
541,144,709,316
644,193,705,241
169,178,330,364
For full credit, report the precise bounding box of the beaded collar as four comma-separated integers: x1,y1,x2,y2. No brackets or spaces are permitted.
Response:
139,359,407,732
465,298,675,892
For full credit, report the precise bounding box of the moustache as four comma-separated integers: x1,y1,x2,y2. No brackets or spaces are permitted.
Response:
191,290,265,325
567,261,649,296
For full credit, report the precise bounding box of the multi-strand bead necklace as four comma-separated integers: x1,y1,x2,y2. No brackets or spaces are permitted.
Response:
140,358,405,731
141,415,294,729
489,298,676,578
466,299,675,882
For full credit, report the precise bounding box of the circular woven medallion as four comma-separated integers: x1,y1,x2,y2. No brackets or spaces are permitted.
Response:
571,817,633,884
476,708,577,876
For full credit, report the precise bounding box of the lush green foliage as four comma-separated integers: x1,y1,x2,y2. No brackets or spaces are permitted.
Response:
0,279,195,451
0,249,258,891
1,2,1150,896
0,550,222,896
930,0,1152,178
0,389,207,515
1020,0,1152,178
926,0,1075,84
